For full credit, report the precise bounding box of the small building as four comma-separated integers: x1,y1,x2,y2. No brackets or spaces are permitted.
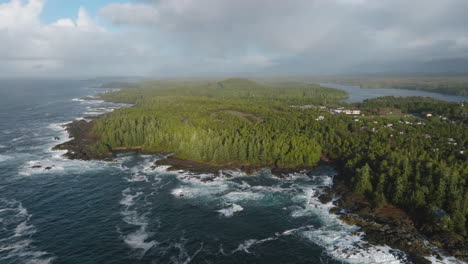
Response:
344,109,361,115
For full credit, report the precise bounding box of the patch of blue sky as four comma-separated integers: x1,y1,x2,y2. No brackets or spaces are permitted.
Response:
40,0,129,24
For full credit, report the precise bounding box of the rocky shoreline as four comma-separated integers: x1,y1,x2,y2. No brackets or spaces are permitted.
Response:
53,99,466,263
153,156,319,177
52,119,114,161
319,172,467,263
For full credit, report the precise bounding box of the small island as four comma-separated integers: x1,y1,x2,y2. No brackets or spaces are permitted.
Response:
55,78,467,262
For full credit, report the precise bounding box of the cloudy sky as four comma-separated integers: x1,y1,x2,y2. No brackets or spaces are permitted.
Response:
1,0,468,77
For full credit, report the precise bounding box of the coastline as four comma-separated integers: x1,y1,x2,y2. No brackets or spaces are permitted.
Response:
53,95,467,263
324,172,467,263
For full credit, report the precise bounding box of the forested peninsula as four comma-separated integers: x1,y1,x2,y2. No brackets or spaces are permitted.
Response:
55,78,467,261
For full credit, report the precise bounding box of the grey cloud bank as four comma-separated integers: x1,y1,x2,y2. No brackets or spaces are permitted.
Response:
1,0,468,77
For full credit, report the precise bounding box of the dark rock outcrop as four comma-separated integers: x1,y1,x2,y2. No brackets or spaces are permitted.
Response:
52,120,113,161
428,232,468,260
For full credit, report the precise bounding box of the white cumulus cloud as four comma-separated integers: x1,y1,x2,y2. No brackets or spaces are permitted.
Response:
0,0,164,77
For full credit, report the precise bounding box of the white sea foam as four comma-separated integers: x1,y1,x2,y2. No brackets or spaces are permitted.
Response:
85,106,118,114
301,228,408,263
122,156,166,182
0,199,55,264
232,237,278,254
290,188,334,220
18,154,108,177
47,122,68,132
222,191,264,202
236,181,251,189
250,185,289,193
230,226,314,255
120,188,143,208
425,255,466,264
71,97,104,105
171,188,186,197
423,243,467,264
19,160,64,177
14,220,36,237
83,111,102,115
171,179,230,199
123,226,157,255
219,170,248,178
126,172,149,183
151,165,172,174
45,122,71,152
288,177,411,263
217,204,244,217
11,135,27,143
13,111,112,178
119,188,157,257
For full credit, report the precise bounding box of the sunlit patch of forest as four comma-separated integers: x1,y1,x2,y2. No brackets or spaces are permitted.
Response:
93,78,467,235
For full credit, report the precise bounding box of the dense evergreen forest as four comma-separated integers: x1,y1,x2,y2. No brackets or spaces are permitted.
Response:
92,78,467,236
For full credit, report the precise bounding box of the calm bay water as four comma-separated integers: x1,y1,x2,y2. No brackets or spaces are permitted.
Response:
0,80,461,264
321,83,468,103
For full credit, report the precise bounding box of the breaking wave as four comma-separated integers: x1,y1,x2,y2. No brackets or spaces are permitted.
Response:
217,203,244,217
119,184,157,257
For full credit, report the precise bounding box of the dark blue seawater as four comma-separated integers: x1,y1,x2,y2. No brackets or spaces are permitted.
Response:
0,79,451,264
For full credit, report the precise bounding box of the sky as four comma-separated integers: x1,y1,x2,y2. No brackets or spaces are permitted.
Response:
1,0,468,77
